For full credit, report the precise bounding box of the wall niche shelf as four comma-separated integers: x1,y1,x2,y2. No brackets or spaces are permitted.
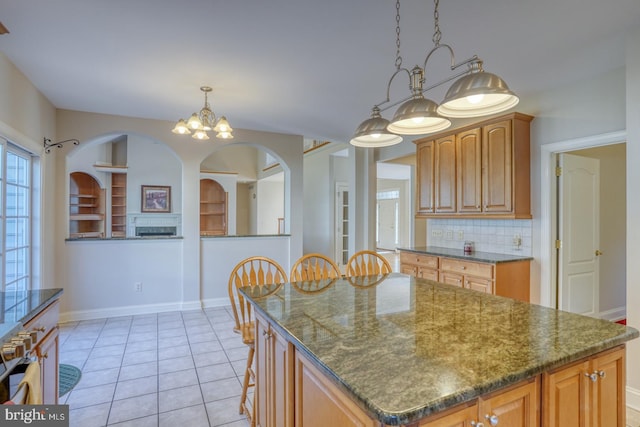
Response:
69,172,105,238
111,173,127,237
200,178,228,236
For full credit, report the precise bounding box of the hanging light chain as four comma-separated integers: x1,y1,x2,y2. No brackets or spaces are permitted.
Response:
394,0,402,69
432,0,442,47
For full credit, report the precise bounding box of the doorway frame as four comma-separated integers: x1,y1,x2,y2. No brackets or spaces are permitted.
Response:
540,130,626,309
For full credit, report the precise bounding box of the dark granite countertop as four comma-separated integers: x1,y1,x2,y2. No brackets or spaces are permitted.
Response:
398,246,533,263
0,289,63,345
241,274,637,425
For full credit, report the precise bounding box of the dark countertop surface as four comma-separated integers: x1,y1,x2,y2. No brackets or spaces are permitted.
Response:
241,274,637,425
398,246,533,263
0,288,63,344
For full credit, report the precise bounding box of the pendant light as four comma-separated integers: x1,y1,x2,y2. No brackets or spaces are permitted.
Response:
350,0,518,146
350,107,403,147
172,86,234,140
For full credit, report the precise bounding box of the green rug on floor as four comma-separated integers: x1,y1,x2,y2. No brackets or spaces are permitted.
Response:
59,364,82,397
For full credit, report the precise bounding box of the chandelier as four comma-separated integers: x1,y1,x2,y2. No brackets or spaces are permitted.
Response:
350,0,519,148
172,86,233,140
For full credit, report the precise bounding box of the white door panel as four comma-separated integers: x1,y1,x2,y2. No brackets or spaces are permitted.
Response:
559,153,600,316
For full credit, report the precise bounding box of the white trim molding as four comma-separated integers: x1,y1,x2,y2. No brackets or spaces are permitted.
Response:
539,130,626,308
628,386,640,412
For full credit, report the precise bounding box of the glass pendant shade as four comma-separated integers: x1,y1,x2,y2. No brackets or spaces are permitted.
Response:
437,71,519,118
350,107,403,147
187,113,202,130
387,97,451,135
216,131,234,139
192,128,210,140
172,119,190,135
214,116,232,133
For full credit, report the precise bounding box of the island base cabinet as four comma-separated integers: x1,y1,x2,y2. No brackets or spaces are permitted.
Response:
419,376,539,427
543,345,626,427
294,351,376,427
255,314,294,427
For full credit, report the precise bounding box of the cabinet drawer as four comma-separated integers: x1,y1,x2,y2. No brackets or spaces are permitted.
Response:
400,252,438,269
24,300,60,346
440,271,464,287
440,258,493,279
417,268,439,282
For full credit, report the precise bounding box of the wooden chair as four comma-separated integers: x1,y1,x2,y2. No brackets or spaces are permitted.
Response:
228,256,288,427
346,250,392,277
290,253,341,282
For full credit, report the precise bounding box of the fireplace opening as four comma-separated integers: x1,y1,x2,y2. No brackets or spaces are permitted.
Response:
135,226,177,237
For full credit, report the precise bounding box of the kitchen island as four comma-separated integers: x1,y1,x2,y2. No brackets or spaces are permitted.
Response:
241,274,638,426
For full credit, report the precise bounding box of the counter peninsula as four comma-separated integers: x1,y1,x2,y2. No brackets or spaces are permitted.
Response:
241,274,638,426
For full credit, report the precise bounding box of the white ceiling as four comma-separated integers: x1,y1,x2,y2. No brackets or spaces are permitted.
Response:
0,0,638,144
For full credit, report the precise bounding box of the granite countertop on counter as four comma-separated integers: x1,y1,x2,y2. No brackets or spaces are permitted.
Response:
1,289,63,338
241,274,638,425
398,246,533,263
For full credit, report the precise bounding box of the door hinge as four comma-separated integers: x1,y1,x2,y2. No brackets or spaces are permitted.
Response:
555,239,562,249
555,166,562,177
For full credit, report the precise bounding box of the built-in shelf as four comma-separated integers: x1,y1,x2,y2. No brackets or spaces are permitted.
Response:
111,173,127,237
69,172,105,238
200,178,227,236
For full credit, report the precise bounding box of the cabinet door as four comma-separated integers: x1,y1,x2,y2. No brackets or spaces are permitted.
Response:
271,328,294,427
591,347,625,427
543,359,590,427
435,135,456,213
419,404,477,426
482,120,513,213
440,271,464,287
401,265,418,276
418,267,439,281
465,276,493,294
457,128,482,213
417,141,435,214
480,377,539,427
37,328,59,404
295,352,375,427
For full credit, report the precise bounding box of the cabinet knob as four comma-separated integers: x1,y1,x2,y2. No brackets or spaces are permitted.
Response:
598,370,606,379
585,372,598,382
1,344,17,361
470,421,484,427
485,414,499,426
595,250,603,256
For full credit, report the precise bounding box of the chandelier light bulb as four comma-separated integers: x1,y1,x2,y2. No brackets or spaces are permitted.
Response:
187,113,202,130
466,94,484,104
171,119,190,135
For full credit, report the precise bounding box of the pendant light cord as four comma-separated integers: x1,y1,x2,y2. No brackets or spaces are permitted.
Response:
432,0,441,47
394,0,402,70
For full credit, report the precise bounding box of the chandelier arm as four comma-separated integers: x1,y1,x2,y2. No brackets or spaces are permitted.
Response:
374,67,412,111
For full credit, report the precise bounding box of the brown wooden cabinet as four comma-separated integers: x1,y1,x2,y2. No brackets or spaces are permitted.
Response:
294,351,376,427
420,377,539,427
200,178,228,236
24,299,60,404
111,173,126,237
69,172,105,238
415,113,533,219
543,345,625,427
256,313,294,427
399,250,531,302
400,251,439,281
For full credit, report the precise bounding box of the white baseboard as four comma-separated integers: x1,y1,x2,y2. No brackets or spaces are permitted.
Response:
629,386,640,411
599,306,626,322
60,302,191,323
201,297,231,309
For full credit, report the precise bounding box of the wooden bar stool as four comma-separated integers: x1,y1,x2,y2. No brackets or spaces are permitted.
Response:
290,253,341,281
228,256,288,427
346,250,392,276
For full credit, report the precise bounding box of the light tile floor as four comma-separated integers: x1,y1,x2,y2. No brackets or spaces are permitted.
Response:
58,307,251,427
629,407,640,427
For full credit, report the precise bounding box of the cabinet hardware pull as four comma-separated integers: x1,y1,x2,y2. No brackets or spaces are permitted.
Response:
470,421,484,427
598,370,606,379
33,327,46,333
485,414,499,426
42,352,49,359
595,250,603,256
585,372,598,382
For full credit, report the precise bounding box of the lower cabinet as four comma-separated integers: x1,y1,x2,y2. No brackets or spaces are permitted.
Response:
420,377,539,427
400,252,439,281
255,313,294,427
294,351,376,427
543,345,625,427
24,299,60,404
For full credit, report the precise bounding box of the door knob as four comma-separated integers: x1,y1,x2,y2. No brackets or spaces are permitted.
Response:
595,250,603,256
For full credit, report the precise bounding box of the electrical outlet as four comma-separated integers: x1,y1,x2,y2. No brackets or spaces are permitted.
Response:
432,229,443,238
513,234,522,249
445,230,453,240
134,282,142,292
456,230,464,240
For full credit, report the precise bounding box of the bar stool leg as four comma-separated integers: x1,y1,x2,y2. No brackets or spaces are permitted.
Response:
239,344,255,425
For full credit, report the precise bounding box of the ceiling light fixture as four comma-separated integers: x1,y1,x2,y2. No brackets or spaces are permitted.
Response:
172,86,233,140
350,0,518,147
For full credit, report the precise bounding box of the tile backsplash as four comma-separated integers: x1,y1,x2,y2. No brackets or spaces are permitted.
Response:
427,218,532,256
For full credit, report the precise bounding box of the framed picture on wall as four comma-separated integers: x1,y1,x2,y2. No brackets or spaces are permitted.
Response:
141,185,171,213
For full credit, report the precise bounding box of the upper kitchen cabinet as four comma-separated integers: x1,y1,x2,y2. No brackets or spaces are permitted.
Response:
414,112,533,219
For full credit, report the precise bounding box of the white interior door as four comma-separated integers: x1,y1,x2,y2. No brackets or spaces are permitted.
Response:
558,153,600,316
377,199,398,250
